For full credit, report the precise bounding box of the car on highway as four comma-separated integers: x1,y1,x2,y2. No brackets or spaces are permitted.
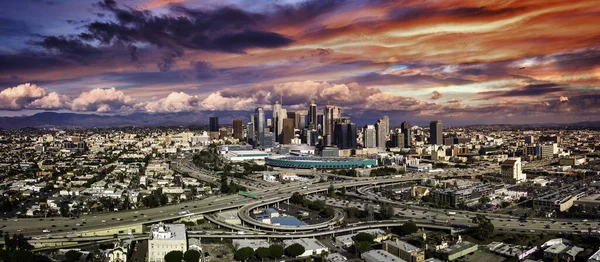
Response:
42,229,51,233
101,220,106,223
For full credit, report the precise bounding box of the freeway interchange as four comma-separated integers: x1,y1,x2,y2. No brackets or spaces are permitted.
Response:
1,157,598,247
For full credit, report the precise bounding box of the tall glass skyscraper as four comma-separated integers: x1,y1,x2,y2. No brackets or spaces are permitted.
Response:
401,121,412,148
254,107,265,147
430,120,443,145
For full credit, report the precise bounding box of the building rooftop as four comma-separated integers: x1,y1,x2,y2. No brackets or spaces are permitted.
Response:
384,240,422,253
362,250,406,262
283,238,327,251
149,223,186,241
439,241,477,254
325,253,347,262
271,217,306,226
588,248,600,261
232,239,270,250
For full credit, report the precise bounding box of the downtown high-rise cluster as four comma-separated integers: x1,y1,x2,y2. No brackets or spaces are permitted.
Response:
210,100,445,151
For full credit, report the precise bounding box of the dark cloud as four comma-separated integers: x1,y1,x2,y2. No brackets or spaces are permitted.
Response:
36,1,291,71
32,36,101,63
478,83,565,99
193,61,217,79
268,0,345,25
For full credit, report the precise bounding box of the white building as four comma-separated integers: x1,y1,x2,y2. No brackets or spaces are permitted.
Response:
501,157,526,183
148,223,187,262
283,238,329,257
589,248,600,262
362,250,406,262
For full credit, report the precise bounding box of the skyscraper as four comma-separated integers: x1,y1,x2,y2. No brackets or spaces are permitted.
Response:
334,122,357,149
295,112,306,129
233,120,243,140
209,117,219,140
254,107,265,147
363,125,376,148
282,118,295,144
287,112,297,128
324,105,342,146
382,115,389,138
430,120,443,145
401,121,412,148
375,120,386,151
272,101,282,141
308,100,317,128
209,117,219,132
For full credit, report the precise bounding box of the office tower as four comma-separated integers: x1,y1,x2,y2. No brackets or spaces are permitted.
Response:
282,118,295,144
308,100,317,127
317,114,324,134
295,112,306,129
209,117,220,140
375,120,386,151
272,100,282,141
401,121,412,148
263,132,275,148
209,117,219,132
246,122,254,144
334,122,357,149
254,107,265,147
430,120,443,145
323,105,342,146
525,135,535,144
307,130,319,146
393,132,405,148
501,157,526,183
363,125,376,148
382,115,389,138
233,120,243,140
287,112,297,128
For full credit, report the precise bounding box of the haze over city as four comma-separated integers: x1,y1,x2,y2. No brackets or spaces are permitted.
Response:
1,0,599,125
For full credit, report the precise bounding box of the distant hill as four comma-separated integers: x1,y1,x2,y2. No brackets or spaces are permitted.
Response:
0,111,250,129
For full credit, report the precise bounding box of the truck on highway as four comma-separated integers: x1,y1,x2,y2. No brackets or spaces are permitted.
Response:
238,231,245,235
178,210,190,215
448,211,456,216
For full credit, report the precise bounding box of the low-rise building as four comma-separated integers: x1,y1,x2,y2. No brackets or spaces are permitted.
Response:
384,240,425,262
283,238,329,257
437,241,477,261
148,223,187,262
362,249,407,262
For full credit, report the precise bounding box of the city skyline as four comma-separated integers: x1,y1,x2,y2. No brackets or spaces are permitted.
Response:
1,0,600,126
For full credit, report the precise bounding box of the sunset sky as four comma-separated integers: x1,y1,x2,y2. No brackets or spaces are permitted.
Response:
1,0,599,125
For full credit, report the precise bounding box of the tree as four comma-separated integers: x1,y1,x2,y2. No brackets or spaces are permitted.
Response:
472,214,495,240
285,243,306,258
65,250,82,262
290,192,305,205
255,247,271,261
183,250,201,262
479,196,490,205
401,221,419,235
329,183,335,198
164,250,184,262
234,247,254,261
354,232,374,243
320,207,335,218
501,201,511,208
270,244,284,258
354,241,372,254
379,203,395,220
341,186,347,196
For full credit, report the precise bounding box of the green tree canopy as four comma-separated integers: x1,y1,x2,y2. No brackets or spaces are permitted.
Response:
164,250,184,262
402,221,419,235
354,232,374,243
65,250,82,262
269,244,284,258
234,247,255,261
472,214,495,240
285,243,306,258
183,250,201,262
255,247,271,261
379,203,395,220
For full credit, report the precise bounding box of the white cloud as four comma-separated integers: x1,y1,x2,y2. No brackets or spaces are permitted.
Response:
28,92,70,109
200,92,256,111
71,87,135,113
145,92,199,113
0,83,48,110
